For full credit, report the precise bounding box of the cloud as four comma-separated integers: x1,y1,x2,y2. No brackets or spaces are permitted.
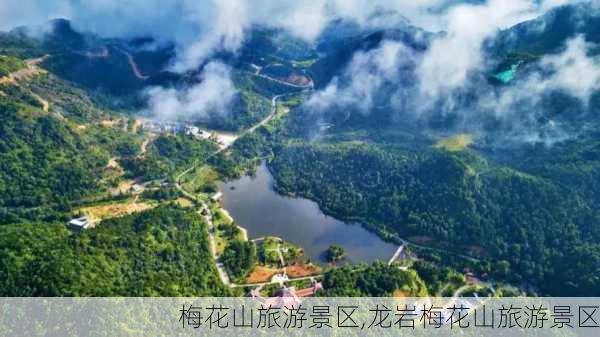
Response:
0,0,498,70
541,36,600,102
172,0,250,72
463,35,599,146
3,0,592,141
306,40,418,115
417,0,549,103
143,61,236,121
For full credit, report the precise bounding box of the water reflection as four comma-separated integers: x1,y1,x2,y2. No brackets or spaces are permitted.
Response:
216,162,398,263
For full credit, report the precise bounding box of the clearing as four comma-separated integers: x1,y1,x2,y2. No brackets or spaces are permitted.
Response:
76,199,155,224
435,134,473,152
246,266,279,284
286,264,319,278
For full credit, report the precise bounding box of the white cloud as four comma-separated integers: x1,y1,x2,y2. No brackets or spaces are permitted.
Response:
307,40,416,114
0,0,492,71
541,36,600,102
3,0,591,140
417,0,543,102
144,61,236,121
173,0,250,72
469,36,599,145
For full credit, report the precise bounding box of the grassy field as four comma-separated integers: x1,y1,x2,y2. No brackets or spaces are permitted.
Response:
75,198,156,224
181,166,219,194
435,134,474,152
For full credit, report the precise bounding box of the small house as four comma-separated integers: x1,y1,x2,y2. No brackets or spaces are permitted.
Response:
69,217,91,230
131,184,144,194
211,191,223,202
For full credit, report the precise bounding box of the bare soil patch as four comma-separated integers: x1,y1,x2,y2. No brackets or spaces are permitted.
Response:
246,266,279,284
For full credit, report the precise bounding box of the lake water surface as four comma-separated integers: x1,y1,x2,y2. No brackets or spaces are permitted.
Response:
216,162,398,263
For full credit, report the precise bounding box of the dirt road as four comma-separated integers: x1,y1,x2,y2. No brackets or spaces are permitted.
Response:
121,50,149,80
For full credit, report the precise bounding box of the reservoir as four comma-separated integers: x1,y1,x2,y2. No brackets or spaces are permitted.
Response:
217,162,398,263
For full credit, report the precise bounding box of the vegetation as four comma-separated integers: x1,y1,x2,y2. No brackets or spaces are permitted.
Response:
121,134,217,181
0,206,230,296
434,134,473,152
320,262,427,297
0,55,25,77
1,7,599,300
326,245,345,263
270,140,600,296
221,240,257,281
0,90,105,223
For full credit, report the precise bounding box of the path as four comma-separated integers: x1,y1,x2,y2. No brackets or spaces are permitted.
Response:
120,50,149,80
77,46,109,59
388,244,405,265
247,63,314,89
137,134,155,159
8,55,49,81
0,55,51,111
174,92,285,185
231,275,322,288
172,92,309,288
30,91,49,112
197,207,231,286
251,72,314,89
264,245,286,267
244,94,284,135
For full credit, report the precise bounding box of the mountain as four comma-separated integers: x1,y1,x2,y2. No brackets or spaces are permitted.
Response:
309,19,433,88
488,2,600,57
0,3,599,297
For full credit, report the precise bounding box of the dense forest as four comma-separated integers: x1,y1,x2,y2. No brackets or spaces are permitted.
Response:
320,262,427,297
0,86,104,223
0,206,230,296
1,2,599,300
121,134,217,181
270,140,600,296
222,240,257,281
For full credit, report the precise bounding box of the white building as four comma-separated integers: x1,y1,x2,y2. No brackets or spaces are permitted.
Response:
211,191,223,202
69,217,91,230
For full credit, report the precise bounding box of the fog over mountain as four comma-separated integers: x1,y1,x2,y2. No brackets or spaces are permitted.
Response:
1,0,600,299
2,0,596,144
1,0,571,67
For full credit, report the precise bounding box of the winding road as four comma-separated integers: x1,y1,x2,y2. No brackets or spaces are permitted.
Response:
120,50,149,80
0,55,51,111
173,93,289,287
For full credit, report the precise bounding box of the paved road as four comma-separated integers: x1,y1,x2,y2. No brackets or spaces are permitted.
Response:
172,92,314,288
231,275,323,288
388,244,405,265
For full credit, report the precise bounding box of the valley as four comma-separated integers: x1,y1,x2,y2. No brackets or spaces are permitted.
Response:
0,1,599,298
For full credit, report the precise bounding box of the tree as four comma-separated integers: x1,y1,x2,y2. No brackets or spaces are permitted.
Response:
326,245,345,262
222,240,257,280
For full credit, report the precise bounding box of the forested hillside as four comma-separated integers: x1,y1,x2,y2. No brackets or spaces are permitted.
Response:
270,141,600,295
0,206,230,296
0,79,124,223
0,2,599,299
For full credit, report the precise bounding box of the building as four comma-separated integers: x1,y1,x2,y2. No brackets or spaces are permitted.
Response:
69,217,91,230
211,191,223,202
271,273,289,285
294,282,323,297
131,184,144,194
184,125,212,140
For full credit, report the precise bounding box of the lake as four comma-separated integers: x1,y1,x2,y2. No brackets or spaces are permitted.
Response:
216,162,398,263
